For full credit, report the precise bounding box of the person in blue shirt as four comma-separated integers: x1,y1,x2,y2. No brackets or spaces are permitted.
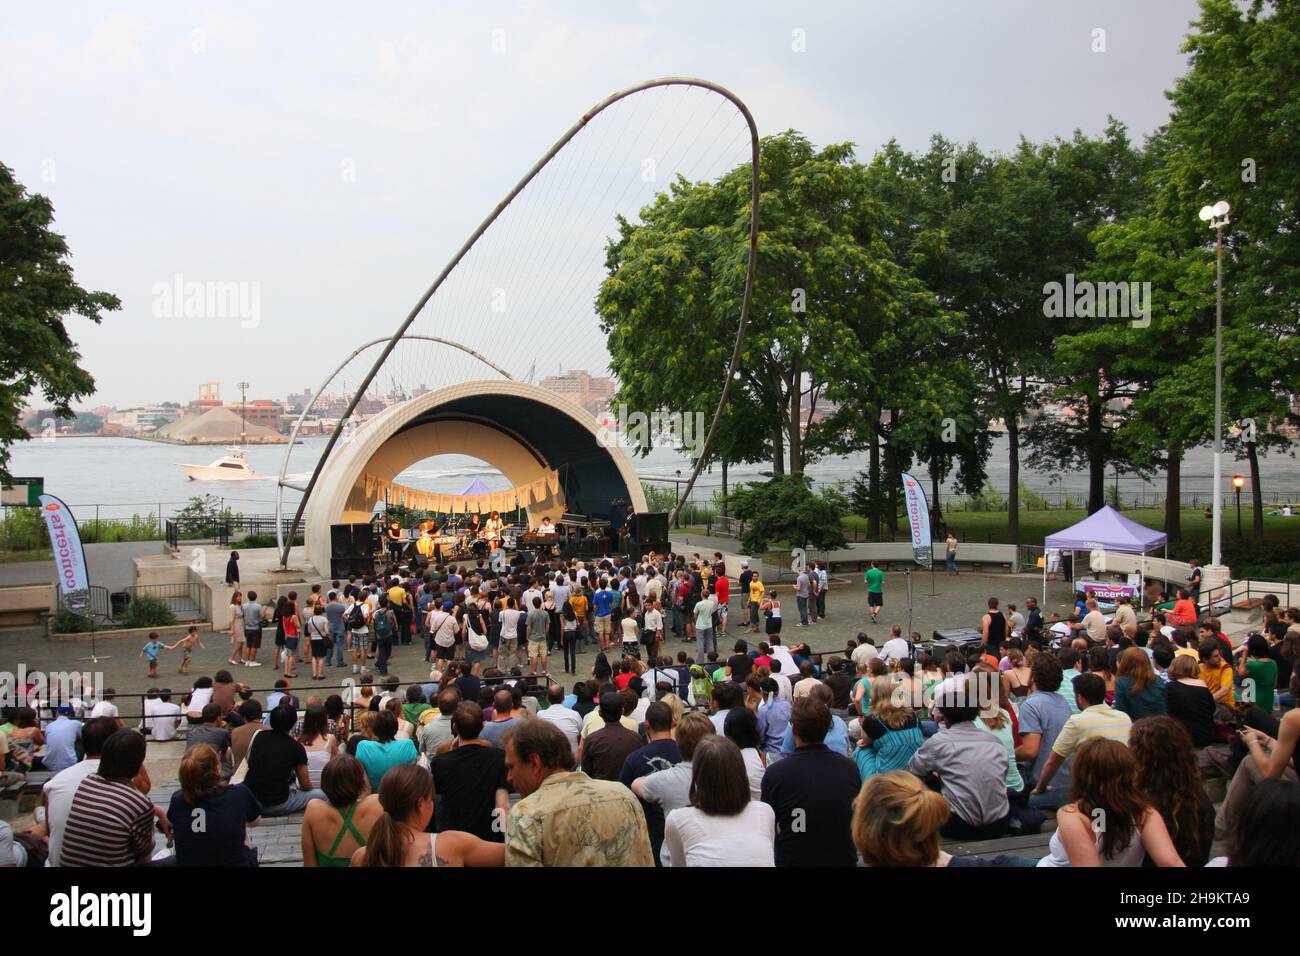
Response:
140,634,167,678
778,684,848,756
592,579,617,652
42,706,82,773
1016,655,1075,810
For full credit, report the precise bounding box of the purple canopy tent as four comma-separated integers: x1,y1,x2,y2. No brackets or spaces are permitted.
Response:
1041,506,1167,608
458,477,493,497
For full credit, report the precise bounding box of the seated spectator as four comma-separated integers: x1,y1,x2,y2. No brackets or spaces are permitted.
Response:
167,743,261,866
1209,779,1300,867
1031,673,1132,797
618,701,680,865
723,707,766,800
853,675,923,783
632,712,715,865
1215,664,1300,844
430,703,510,842
1128,717,1214,867
351,764,504,867
908,675,1010,840
577,691,642,782
663,736,774,867
537,683,582,753
762,697,861,867
1198,640,1236,709
4,708,43,772
355,710,418,792
142,689,182,742
1235,634,1277,712
244,704,326,816
185,703,234,779
38,717,118,866
59,730,156,866
708,681,746,735
1164,655,1217,747
852,769,953,867
230,700,265,769
418,688,460,758
297,703,340,790
1036,738,1184,867
302,754,383,866
747,675,790,760
1114,647,1168,719
481,689,524,749
504,720,654,866
779,683,850,756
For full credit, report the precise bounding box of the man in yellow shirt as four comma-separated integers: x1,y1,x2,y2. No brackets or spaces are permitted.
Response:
568,588,589,651
747,575,764,634
1198,640,1235,705
387,579,412,645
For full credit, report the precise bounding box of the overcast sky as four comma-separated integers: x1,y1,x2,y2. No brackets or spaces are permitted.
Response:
2,0,1204,409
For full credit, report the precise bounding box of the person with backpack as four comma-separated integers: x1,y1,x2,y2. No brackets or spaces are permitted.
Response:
346,593,371,674
428,600,458,664
689,663,714,708
372,596,397,676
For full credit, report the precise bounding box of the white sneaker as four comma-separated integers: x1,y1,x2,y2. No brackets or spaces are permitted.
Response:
246,660,263,667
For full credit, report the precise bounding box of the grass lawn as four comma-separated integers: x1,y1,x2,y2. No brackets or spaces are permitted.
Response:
0,549,52,564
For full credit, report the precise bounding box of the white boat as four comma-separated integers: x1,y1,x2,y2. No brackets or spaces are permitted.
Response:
179,448,266,481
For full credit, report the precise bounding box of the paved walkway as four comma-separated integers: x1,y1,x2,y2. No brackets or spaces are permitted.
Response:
0,540,167,592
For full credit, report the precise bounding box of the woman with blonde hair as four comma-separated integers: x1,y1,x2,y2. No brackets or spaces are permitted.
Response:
351,764,504,867
853,675,923,782
852,770,952,866
1002,648,1031,699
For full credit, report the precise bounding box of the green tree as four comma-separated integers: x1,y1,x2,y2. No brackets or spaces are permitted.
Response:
728,474,848,554
0,163,119,482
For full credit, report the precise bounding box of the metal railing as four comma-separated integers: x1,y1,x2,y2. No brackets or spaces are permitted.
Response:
124,582,210,622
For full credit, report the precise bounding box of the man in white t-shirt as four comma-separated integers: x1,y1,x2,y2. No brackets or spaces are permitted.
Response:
88,692,120,724
142,690,182,742
879,625,911,665
768,638,800,680
538,684,583,751
851,636,879,668
40,716,118,866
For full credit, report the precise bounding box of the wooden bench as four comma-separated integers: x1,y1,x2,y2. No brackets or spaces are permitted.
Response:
0,770,54,820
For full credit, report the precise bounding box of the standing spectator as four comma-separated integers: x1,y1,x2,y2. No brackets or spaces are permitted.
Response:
694,587,717,659
815,560,829,621
795,567,811,627
243,704,326,816
225,550,240,586
761,697,861,867
430,703,510,842
908,676,1011,840
1035,739,1184,867
504,720,654,866
167,743,261,866
945,532,958,576
663,736,774,866
738,562,754,630
59,730,157,867
323,591,347,669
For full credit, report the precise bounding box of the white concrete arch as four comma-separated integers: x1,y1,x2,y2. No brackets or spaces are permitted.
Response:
303,379,647,574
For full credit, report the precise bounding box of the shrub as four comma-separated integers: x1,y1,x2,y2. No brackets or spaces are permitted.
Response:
51,608,95,633
120,594,177,628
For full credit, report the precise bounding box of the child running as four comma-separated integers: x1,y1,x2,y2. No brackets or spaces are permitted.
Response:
166,626,206,675
140,632,166,677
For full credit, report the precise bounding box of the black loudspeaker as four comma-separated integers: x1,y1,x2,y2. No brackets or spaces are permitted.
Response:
638,511,669,543
331,556,371,578
352,523,375,557
331,524,354,559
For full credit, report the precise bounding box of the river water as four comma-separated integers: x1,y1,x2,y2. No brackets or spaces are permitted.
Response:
6,433,1297,521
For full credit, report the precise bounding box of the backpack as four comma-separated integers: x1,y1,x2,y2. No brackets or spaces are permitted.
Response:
689,666,713,705
346,603,365,629
374,609,393,639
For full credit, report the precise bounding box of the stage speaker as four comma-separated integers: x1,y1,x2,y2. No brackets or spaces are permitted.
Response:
638,511,669,543
331,524,355,559
352,523,376,557
331,556,371,579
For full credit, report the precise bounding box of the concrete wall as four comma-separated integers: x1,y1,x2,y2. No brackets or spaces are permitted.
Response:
0,584,55,627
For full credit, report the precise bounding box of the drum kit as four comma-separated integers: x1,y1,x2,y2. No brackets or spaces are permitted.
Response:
403,516,519,562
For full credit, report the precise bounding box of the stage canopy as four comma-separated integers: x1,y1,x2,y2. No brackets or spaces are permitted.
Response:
1044,505,1167,554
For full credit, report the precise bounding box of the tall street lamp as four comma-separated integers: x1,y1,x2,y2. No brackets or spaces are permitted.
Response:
1199,200,1231,568
1233,474,1244,537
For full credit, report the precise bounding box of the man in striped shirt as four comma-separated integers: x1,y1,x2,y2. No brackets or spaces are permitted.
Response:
59,730,156,867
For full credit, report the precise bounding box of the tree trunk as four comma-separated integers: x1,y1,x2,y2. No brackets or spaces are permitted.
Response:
884,415,900,537
1247,441,1264,540
1006,417,1021,548
868,420,881,538
772,423,784,475
787,369,803,475
930,463,943,535
1164,449,1182,546
1086,397,1105,513
721,460,729,518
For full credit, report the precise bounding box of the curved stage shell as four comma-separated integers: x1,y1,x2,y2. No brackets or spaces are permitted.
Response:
303,380,647,575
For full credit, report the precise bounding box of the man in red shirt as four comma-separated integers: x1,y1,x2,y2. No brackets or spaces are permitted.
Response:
714,573,730,640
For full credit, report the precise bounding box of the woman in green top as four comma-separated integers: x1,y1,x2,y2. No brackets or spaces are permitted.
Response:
1236,634,1278,712
1114,647,1168,719
302,754,383,867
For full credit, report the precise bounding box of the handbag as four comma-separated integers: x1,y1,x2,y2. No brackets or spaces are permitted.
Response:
230,728,264,785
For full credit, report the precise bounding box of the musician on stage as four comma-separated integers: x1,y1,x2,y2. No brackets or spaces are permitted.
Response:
465,512,483,539
537,516,556,534
415,525,436,560
484,510,505,573
385,516,404,561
